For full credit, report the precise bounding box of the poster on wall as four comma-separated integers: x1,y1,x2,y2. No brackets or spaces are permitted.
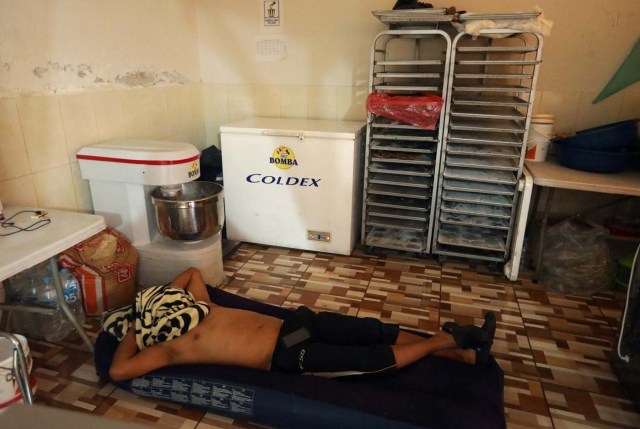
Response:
263,1,280,26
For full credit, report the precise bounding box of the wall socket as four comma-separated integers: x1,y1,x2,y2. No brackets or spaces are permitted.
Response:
307,230,331,242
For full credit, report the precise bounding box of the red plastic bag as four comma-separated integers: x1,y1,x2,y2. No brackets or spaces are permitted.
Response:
366,93,444,130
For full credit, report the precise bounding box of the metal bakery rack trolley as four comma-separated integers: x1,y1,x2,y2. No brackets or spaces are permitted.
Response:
432,28,543,264
362,28,453,255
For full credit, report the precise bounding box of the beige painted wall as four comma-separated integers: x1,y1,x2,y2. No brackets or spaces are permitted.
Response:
0,1,205,213
198,0,640,138
0,0,638,218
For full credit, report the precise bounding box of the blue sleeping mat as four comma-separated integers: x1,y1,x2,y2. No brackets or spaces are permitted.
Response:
95,286,505,429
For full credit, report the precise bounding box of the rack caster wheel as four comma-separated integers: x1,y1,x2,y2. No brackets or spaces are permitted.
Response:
437,255,447,264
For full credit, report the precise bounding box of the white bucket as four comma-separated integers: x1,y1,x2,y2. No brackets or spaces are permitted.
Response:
526,114,555,162
0,334,35,408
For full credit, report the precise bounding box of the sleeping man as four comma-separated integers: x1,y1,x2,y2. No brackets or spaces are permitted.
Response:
106,267,496,381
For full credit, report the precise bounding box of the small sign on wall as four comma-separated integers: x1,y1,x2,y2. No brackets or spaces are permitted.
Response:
263,1,281,26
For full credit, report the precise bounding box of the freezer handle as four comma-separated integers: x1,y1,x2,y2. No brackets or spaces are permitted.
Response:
262,130,305,141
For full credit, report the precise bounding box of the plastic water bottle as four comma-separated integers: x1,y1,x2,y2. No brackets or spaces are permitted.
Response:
60,269,85,325
36,277,71,342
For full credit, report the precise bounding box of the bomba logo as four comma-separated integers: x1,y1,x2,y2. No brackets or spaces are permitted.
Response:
270,146,298,170
188,161,200,178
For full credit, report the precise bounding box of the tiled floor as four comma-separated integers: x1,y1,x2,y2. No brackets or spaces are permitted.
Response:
18,243,640,428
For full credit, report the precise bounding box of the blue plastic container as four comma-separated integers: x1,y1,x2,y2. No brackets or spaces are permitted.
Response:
556,119,638,151
556,141,639,174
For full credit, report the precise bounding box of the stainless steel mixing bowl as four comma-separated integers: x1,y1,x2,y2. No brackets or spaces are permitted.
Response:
151,181,224,241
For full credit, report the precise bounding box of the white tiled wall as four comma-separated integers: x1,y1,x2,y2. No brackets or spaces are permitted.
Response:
0,84,205,213
1,81,637,216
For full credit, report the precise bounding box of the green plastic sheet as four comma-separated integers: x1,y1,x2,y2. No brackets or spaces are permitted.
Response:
593,37,640,103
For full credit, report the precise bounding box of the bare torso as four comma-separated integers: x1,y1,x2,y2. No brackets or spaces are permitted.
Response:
165,305,283,370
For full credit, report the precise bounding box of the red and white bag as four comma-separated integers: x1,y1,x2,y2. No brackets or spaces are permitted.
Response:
59,228,138,316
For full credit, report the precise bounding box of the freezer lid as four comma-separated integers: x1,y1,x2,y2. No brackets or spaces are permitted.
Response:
219,117,365,139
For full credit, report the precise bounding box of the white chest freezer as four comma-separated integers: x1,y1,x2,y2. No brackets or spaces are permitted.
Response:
220,117,365,255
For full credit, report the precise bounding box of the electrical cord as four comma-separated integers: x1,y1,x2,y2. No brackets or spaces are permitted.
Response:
0,210,51,236
617,243,640,364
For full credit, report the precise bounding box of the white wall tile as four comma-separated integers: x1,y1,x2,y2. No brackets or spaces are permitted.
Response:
70,162,93,213
0,175,38,207
121,88,169,140
33,165,77,211
165,84,205,139
17,96,69,173
337,86,367,122
280,85,308,119
576,90,624,131
93,90,127,141
227,84,254,122
202,84,229,148
0,98,30,181
538,90,581,134
59,93,99,162
619,89,640,121
253,84,280,118
308,86,338,120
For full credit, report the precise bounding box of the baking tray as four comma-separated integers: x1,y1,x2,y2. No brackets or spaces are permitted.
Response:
366,216,428,232
376,59,444,66
458,11,541,22
368,183,430,199
368,172,433,188
456,59,540,66
364,227,426,252
449,106,526,120
443,167,517,185
371,140,436,153
369,162,434,176
446,143,521,158
367,194,428,211
440,211,511,230
371,116,417,130
442,178,515,196
374,82,442,92
368,206,429,222
437,224,507,252
452,94,530,107
375,72,443,79
371,152,435,165
435,243,505,262
447,130,523,146
449,118,526,133
440,201,512,218
442,190,513,207
371,128,438,142
456,46,538,53
453,84,532,93
445,155,519,171
454,72,533,80
372,9,454,25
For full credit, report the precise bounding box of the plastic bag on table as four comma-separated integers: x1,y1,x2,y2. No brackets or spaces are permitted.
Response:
539,219,614,296
366,93,444,130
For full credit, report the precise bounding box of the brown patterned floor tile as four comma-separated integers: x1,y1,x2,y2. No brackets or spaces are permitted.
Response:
222,279,292,306
295,257,373,298
440,281,522,326
232,249,312,288
543,382,640,428
358,296,439,333
196,412,266,428
503,375,553,429
283,289,360,315
98,388,205,428
528,329,625,397
592,289,628,330
491,323,539,380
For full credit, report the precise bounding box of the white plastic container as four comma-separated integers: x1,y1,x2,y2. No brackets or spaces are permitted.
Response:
526,114,555,162
0,334,36,411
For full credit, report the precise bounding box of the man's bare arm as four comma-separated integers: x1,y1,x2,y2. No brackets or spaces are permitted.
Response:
109,329,174,381
169,267,212,304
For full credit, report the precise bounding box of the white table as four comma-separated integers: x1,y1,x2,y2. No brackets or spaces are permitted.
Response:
0,206,106,351
525,159,640,279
